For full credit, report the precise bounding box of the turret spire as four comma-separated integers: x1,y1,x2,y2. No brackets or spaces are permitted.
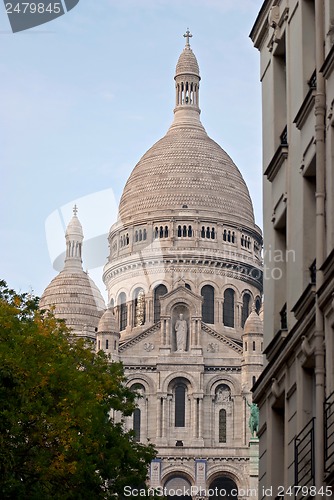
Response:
64,205,84,271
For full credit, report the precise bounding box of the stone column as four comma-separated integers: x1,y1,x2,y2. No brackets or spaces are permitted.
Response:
161,396,167,438
198,397,203,438
156,397,162,438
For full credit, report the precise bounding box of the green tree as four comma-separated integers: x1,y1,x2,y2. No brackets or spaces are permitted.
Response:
0,281,156,499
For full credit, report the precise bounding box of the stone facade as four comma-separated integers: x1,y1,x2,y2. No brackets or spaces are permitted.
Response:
250,1,334,497
41,34,264,498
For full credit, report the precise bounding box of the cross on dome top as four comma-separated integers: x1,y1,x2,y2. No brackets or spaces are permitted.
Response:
73,204,78,216
183,29,192,47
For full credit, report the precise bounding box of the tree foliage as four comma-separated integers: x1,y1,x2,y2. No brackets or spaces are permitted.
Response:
0,281,156,499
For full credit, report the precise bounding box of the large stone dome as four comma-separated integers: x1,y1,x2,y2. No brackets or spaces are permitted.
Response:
40,208,105,340
118,126,255,226
118,31,255,228
40,271,105,336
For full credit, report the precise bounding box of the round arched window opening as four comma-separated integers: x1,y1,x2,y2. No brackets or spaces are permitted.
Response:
164,476,192,500
209,477,238,498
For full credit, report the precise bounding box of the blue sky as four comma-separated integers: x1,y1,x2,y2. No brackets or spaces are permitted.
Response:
0,0,264,299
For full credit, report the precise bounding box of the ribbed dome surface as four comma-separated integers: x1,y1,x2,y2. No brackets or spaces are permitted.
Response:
119,127,255,225
176,46,199,76
40,270,105,334
244,310,263,335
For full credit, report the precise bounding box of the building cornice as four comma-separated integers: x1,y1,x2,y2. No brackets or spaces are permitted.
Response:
321,43,334,80
249,0,272,49
264,144,288,182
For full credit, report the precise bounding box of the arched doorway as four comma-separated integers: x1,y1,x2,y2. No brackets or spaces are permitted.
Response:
209,476,238,498
164,476,192,500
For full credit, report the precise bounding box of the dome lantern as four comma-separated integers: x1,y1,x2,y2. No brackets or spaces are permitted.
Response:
174,30,201,119
64,205,84,272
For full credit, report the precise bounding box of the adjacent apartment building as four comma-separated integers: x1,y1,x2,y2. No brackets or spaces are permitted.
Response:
250,0,334,498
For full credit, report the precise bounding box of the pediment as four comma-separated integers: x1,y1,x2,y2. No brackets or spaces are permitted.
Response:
119,322,161,353
160,285,203,317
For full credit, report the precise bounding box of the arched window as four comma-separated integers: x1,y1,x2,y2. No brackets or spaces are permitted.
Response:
154,227,159,239
154,284,168,322
219,409,227,443
126,233,129,245
223,288,235,328
211,227,215,239
188,225,192,237
209,477,238,499
253,341,256,351
164,226,169,237
185,283,191,291
232,232,235,244
178,225,182,237
201,285,214,323
106,339,109,350
183,225,187,237
252,376,256,386
119,292,127,331
139,229,142,241
175,384,186,427
255,296,261,313
159,226,164,238
223,229,227,241
242,293,251,327
143,228,147,240
133,408,141,442
227,231,231,242
135,231,138,242
201,226,205,238
206,227,210,238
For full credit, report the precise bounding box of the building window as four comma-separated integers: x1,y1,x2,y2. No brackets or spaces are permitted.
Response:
178,225,182,237
139,229,142,241
119,292,127,331
114,340,117,350
255,296,261,314
175,385,186,427
185,283,191,290
252,376,256,386
201,285,214,323
154,227,159,239
106,339,109,350
245,341,248,351
160,226,164,238
201,226,205,238
98,340,101,350
154,284,167,322
133,408,141,442
143,228,147,240
219,409,227,443
253,341,256,351
241,293,251,328
164,226,169,237
223,288,234,327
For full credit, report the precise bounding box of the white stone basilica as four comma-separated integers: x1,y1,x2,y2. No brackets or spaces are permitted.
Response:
41,32,263,499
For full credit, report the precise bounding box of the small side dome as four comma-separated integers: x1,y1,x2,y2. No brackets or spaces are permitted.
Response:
244,310,263,335
98,308,118,333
